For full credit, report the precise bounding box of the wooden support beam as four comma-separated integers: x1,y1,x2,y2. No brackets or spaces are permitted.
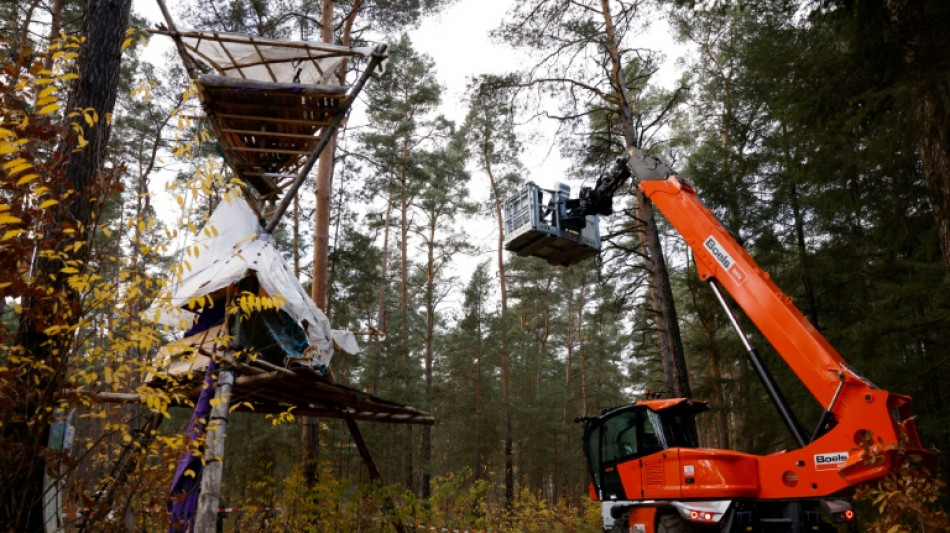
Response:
344,416,407,533
221,130,318,141
205,99,343,114
215,113,335,127
231,147,313,155
150,29,368,57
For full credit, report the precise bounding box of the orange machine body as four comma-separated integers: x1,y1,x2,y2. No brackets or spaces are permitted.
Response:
560,152,931,531
622,175,930,500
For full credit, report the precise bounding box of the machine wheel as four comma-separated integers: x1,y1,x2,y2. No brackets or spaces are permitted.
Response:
656,513,688,533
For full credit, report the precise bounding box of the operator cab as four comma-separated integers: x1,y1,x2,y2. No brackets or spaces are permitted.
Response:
580,399,706,500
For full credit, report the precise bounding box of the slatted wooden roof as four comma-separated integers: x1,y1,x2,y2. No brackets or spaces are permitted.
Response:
154,29,373,203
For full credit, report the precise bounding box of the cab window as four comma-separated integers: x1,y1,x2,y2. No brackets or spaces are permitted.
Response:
590,407,666,467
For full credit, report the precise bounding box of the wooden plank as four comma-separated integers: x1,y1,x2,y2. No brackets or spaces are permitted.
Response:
215,38,247,80
201,99,342,115
250,40,279,83
231,147,313,155
214,113,335,127
221,129,318,140
152,29,368,57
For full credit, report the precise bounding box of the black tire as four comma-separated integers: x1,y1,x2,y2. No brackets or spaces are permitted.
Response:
657,513,687,533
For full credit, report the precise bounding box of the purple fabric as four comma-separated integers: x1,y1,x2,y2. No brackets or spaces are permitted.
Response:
183,304,225,337
168,359,216,532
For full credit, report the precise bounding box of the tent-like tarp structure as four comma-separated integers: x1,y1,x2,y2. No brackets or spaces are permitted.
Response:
149,195,355,371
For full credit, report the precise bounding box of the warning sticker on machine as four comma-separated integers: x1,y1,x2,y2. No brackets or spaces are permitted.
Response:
814,452,849,471
704,236,747,285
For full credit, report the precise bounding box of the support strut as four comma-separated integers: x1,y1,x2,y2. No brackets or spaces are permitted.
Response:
708,281,809,448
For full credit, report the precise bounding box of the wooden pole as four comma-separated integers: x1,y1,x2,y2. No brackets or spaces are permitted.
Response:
194,361,236,533
343,416,407,533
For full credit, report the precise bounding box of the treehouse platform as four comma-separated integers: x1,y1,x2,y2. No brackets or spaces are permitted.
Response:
153,26,383,211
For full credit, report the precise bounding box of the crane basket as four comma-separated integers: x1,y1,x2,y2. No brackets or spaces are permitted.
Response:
502,182,601,266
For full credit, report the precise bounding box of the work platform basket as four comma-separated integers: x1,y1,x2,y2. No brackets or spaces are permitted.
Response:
503,182,601,266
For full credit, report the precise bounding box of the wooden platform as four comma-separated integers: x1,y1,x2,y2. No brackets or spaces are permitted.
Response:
153,29,371,202
92,356,432,426
198,74,347,199
224,358,433,425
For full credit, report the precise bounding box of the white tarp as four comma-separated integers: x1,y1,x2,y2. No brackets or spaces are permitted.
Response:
149,195,358,368
178,30,373,86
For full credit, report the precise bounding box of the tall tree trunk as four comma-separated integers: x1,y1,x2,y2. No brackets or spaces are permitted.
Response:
421,216,436,498
783,130,820,328
600,0,690,398
486,163,514,505
4,1,132,530
917,91,950,269
474,294,484,479
302,0,339,485
195,366,235,533
882,0,950,271
378,195,393,333
577,283,588,417
398,135,414,492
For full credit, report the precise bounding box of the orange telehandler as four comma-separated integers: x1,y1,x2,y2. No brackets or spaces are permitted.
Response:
503,148,933,532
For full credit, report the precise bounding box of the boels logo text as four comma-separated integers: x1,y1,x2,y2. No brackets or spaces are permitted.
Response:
704,236,747,285
814,452,849,471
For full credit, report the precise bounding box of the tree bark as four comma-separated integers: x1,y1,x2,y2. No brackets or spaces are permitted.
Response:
421,215,437,498
486,163,514,505
3,1,132,530
302,0,340,486
599,0,691,398
917,91,950,270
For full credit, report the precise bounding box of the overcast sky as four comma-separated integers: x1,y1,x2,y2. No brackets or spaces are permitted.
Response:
132,0,686,189
131,0,689,293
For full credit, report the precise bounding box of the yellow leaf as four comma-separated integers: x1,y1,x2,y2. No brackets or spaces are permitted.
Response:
39,103,60,115
16,174,38,186
2,158,27,170
121,37,133,51
0,142,19,155
8,163,31,176
0,128,15,139
60,267,79,274
2,229,24,241
0,213,22,225
38,199,59,209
